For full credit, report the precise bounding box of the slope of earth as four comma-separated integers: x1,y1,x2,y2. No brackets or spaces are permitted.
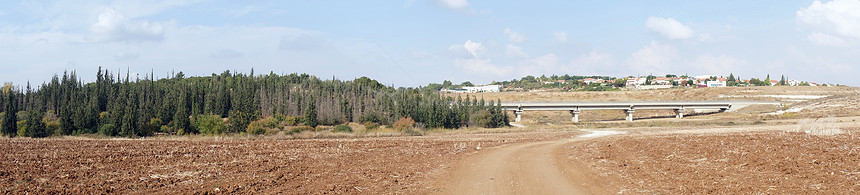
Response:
564,129,860,194
0,131,579,194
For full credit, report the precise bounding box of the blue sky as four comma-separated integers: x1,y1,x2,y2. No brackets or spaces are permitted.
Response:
1,0,859,86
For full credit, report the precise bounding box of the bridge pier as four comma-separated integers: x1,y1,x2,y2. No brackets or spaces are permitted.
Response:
625,109,635,122
569,110,581,123
514,110,523,122
675,108,685,119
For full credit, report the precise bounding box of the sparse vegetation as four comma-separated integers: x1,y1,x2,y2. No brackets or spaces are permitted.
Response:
333,124,352,133
393,117,416,131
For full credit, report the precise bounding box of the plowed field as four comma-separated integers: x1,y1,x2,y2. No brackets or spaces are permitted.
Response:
566,130,860,194
1,131,578,194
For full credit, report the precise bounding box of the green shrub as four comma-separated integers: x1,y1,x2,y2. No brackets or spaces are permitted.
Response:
99,124,118,136
274,114,299,126
469,110,506,128
229,110,259,133
333,124,352,133
246,119,268,135
469,110,494,128
193,114,227,135
283,116,299,126
16,120,26,137
45,120,60,136
392,117,415,131
290,126,315,134
364,122,380,130
261,117,282,129
140,118,163,136
358,113,383,124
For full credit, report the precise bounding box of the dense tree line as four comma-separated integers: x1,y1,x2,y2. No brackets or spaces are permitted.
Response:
0,68,508,137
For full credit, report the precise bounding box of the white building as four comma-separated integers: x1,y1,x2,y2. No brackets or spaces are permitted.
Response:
626,77,646,87
462,85,501,93
706,80,726,87
787,80,801,86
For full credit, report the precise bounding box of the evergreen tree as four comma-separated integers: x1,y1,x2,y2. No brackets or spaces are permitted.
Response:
173,85,190,134
2,92,17,137
304,96,319,128
779,75,786,86
25,109,48,138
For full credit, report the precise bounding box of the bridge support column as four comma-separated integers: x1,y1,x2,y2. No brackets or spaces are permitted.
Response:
569,110,581,123
675,108,685,119
625,109,635,122
514,110,523,122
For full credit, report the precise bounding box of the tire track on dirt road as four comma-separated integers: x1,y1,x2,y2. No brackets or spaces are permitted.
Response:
434,130,621,195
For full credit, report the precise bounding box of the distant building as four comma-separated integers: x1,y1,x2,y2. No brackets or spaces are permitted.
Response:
581,78,605,85
462,85,501,93
626,77,646,87
706,80,726,87
651,77,672,85
787,80,801,86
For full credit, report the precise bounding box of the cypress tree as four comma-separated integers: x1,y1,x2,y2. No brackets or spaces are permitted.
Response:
304,96,318,128
25,109,48,138
2,92,17,137
174,85,190,134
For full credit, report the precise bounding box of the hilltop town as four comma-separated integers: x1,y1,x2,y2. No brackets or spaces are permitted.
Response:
435,74,830,93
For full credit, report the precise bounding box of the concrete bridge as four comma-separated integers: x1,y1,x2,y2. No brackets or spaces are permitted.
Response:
500,101,736,122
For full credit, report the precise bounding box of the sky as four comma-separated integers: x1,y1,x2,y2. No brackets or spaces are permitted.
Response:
1,0,859,87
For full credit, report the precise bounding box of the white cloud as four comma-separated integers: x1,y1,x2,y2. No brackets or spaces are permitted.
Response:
449,40,484,57
519,53,562,76
645,16,694,39
454,58,510,76
463,40,483,57
89,8,165,42
698,33,713,42
797,0,860,46
279,34,328,51
227,6,261,18
114,52,139,61
569,51,616,74
505,44,528,58
807,32,847,46
438,0,470,10
626,41,678,73
692,54,748,74
554,31,568,43
210,49,244,59
503,28,525,43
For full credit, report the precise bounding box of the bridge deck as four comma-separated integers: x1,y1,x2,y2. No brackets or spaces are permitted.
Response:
500,101,732,111
500,101,736,122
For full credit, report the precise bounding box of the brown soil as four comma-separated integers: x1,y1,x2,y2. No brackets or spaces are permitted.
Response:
565,130,860,194
0,131,578,194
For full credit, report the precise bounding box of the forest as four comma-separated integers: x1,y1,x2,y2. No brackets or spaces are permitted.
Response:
0,68,508,138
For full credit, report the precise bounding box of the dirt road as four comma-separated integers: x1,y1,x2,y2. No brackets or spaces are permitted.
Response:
436,131,619,194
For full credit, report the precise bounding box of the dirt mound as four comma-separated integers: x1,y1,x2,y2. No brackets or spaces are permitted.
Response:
780,95,860,118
